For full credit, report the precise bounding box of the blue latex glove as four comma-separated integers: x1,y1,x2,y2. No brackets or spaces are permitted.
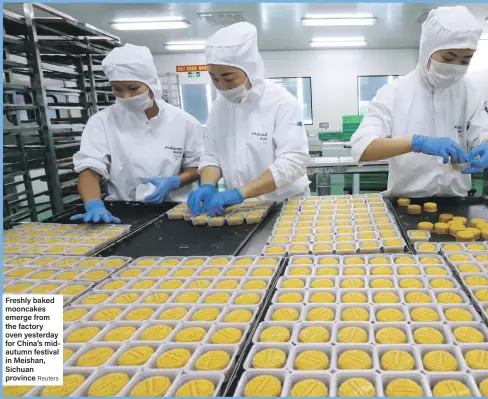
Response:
207,189,245,217
412,135,468,164
70,200,121,224
187,184,217,215
462,143,488,174
143,176,181,204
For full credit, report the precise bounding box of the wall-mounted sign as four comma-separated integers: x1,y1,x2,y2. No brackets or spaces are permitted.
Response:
188,72,201,78
176,65,208,73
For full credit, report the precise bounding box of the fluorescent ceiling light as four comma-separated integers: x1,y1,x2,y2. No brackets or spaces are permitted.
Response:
164,41,205,51
481,32,488,40
310,38,367,47
305,12,374,18
302,14,377,26
110,18,190,31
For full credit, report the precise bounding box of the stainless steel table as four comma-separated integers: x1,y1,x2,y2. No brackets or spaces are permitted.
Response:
238,210,280,256
307,156,390,195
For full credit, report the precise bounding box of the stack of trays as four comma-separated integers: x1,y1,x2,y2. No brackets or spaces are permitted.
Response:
263,194,407,257
235,253,488,397
16,255,282,397
3,223,130,256
441,244,488,328
3,256,131,305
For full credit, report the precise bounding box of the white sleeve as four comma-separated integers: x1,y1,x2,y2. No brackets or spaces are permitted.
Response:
269,98,310,189
73,115,110,180
182,117,204,169
466,86,488,150
351,85,394,162
198,110,221,172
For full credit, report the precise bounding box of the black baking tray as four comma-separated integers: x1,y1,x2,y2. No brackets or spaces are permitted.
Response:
47,201,173,231
385,196,488,244
95,207,277,258
220,258,288,397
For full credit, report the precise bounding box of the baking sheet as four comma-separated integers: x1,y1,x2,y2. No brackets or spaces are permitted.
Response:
47,201,173,231
95,208,276,258
385,196,488,243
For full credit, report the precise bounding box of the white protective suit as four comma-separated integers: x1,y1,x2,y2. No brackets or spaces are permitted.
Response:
351,6,488,197
199,22,310,201
73,44,204,202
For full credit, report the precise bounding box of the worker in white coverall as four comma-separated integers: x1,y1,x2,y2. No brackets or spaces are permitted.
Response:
188,22,310,216
71,44,204,223
351,6,488,197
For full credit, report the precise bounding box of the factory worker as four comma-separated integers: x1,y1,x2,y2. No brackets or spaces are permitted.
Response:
351,6,488,197
71,44,204,223
188,22,310,216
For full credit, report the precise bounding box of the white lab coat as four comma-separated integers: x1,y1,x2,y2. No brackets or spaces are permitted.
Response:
200,22,310,201
351,6,488,197
74,100,204,202
73,44,204,202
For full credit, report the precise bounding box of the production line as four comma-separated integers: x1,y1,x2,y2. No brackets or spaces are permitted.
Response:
2,2,488,397
4,193,488,397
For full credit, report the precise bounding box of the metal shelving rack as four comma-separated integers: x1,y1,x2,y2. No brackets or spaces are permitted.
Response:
159,72,181,108
3,3,120,228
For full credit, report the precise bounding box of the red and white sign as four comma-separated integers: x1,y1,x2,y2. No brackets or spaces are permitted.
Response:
176,65,208,73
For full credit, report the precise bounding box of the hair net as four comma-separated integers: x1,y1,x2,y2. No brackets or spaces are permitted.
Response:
102,43,162,99
205,22,265,99
419,6,483,72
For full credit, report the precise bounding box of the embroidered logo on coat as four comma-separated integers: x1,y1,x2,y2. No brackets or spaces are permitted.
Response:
297,121,303,127
252,132,268,143
165,146,183,160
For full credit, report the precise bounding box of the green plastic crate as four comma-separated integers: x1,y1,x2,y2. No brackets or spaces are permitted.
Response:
319,131,354,141
342,115,364,124
342,122,361,132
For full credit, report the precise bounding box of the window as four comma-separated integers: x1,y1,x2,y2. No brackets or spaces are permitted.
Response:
180,76,313,125
180,83,217,125
267,77,313,125
358,75,401,115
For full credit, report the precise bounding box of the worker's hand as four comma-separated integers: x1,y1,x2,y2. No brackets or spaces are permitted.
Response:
412,135,468,164
188,184,217,215
207,189,244,217
143,176,181,204
462,143,488,174
70,200,121,224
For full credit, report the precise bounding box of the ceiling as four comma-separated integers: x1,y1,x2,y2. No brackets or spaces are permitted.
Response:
4,2,488,53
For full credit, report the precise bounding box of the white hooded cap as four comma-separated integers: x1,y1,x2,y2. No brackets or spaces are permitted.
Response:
205,22,265,100
419,6,483,72
102,43,162,99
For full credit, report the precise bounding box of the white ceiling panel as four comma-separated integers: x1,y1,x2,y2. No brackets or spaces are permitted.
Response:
4,3,488,53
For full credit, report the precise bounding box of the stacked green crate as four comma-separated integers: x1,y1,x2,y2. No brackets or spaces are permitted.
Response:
342,115,364,132
343,174,388,194
318,131,354,141
318,115,364,141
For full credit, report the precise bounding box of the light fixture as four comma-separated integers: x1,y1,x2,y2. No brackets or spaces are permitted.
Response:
110,17,190,31
481,31,488,40
164,41,206,51
310,37,367,48
302,14,377,27
198,12,245,26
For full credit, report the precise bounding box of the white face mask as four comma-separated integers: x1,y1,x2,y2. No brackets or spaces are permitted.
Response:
116,89,154,113
218,79,251,104
426,59,469,89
